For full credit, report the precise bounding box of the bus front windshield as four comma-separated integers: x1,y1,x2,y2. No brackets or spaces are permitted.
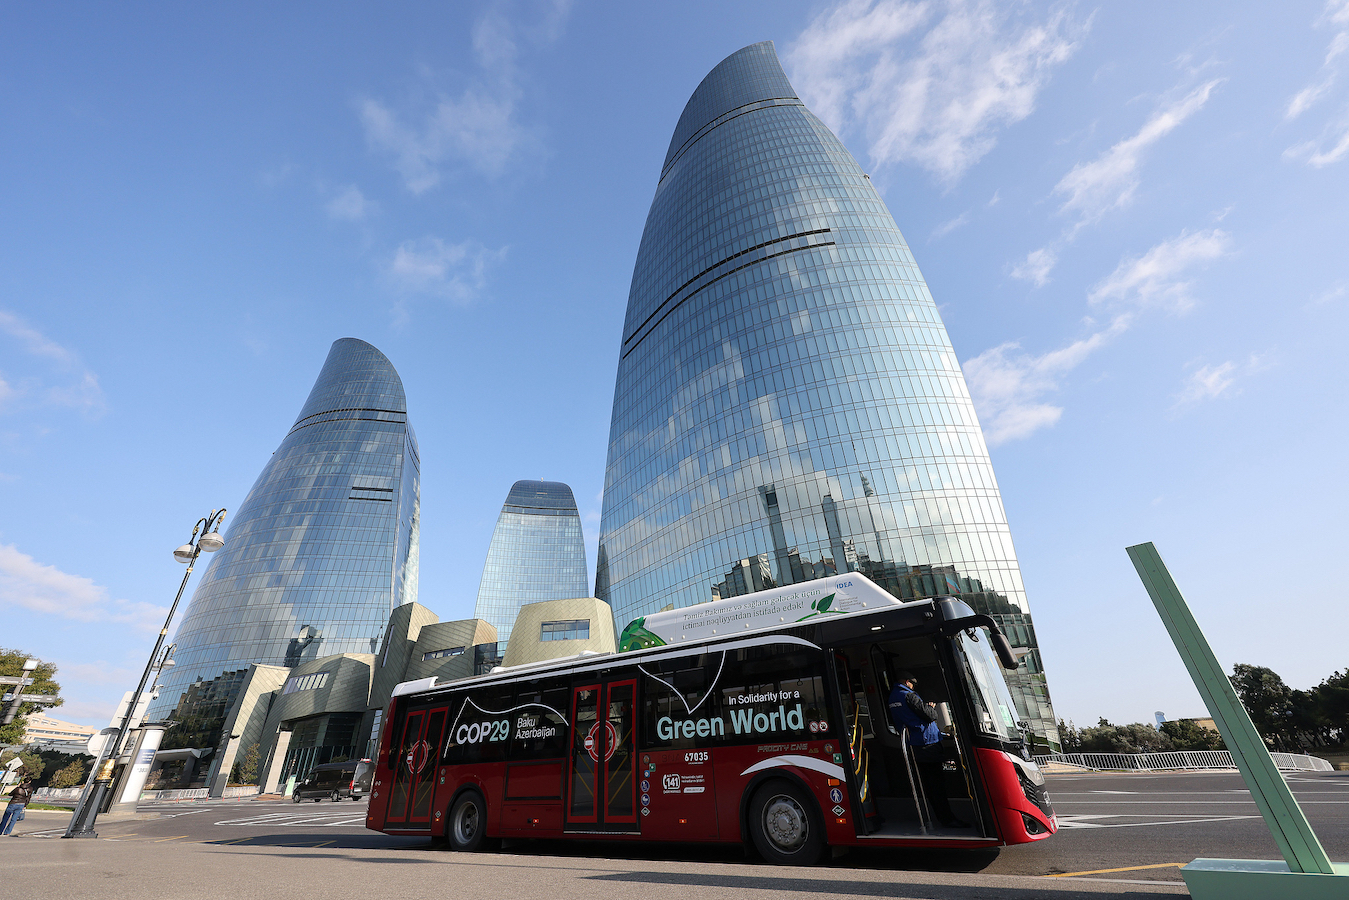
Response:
954,631,1022,743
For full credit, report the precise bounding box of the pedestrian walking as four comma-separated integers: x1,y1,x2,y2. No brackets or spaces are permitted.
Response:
2,779,34,836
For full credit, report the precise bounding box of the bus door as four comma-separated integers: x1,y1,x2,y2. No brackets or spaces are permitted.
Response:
385,705,449,829
832,653,881,832
853,639,985,836
565,680,638,831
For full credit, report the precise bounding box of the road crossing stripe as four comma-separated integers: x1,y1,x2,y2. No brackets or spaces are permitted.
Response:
1056,815,1258,829
1046,862,1186,878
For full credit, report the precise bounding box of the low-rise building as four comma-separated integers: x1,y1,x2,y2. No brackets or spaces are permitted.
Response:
21,713,96,745
168,595,617,796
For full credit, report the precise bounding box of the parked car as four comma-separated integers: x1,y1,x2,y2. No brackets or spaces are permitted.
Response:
292,759,374,803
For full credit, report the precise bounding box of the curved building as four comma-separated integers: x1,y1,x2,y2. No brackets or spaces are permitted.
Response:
473,480,589,646
148,338,420,751
595,43,1057,746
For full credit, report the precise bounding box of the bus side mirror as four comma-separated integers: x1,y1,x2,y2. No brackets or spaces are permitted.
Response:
990,632,1019,670
935,702,953,730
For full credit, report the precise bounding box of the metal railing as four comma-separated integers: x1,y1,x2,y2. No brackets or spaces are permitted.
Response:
36,784,261,803
1034,751,1333,772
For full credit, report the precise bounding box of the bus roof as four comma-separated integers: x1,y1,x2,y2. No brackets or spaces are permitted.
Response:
616,572,905,652
388,574,935,701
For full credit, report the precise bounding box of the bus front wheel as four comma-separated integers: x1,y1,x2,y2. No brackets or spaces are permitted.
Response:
448,790,489,852
747,779,826,865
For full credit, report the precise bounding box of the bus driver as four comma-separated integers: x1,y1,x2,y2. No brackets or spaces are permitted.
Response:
888,670,969,829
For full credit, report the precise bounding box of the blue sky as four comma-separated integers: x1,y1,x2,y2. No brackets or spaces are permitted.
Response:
3,1,1347,734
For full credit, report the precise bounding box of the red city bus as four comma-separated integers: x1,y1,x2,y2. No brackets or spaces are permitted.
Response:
366,574,1055,863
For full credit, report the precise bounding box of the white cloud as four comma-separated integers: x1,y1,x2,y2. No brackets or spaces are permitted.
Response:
787,0,1083,182
55,662,141,686
50,699,118,724
0,309,105,418
1172,354,1271,410
1088,229,1231,313
976,228,1231,441
1285,2,1349,119
1054,80,1222,227
963,316,1130,445
930,212,969,238
0,310,76,365
0,544,166,631
1284,2,1349,164
1012,77,1221,285
1174,361,1236,405
325,185,372,221
1287,77,1336,120
360,3,565,193
388,237,507,303
1010,246,1056,286
1284,125,1349,167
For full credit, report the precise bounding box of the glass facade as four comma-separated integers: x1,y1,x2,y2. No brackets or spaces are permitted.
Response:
148,338,420,750
595,42,1058,748
473,480,589,646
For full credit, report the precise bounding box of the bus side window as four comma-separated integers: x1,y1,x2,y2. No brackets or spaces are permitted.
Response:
511,679,570,760
443,687,512,765
640,652,717,749
720,646,834,740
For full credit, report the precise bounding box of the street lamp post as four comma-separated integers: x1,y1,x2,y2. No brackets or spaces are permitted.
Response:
63,509,226,839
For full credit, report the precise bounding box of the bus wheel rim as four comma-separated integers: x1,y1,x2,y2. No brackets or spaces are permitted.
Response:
456,801,479,842
763,794,807,851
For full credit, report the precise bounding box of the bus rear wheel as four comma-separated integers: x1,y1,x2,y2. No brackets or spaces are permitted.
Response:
448,790,489,852
748,780,825,865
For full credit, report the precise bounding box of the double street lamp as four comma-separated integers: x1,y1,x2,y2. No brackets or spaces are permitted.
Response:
64,508,227,839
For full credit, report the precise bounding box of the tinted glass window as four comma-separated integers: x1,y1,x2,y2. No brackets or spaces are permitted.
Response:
640,643,832,749
510,678,570,760
443,688,513,764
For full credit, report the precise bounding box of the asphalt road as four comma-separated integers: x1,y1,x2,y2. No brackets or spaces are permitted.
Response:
6,770,1346,899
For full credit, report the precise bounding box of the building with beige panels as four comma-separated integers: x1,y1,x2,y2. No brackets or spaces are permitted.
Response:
197,595,617,796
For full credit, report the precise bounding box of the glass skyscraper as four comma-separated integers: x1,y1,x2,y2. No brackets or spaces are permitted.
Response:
473,480,589,646
148,338,420,749
595,42,1057,747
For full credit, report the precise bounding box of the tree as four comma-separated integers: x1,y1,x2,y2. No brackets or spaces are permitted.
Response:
1057,720,1083,753
0,749,44,782
1160,718,1226,751
1314,670,1349,745
0,649,62,745
1231,664,1302,750
1076,719,1173,754
230,744,260,785
48,759,88,789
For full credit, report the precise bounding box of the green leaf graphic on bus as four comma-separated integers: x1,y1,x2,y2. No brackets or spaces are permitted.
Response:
795,593,839,621
618,617,667,652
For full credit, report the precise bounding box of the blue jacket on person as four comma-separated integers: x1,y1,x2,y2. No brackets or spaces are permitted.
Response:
888,682,941,748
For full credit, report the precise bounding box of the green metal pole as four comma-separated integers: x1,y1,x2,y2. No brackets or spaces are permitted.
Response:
1126,542,1333,875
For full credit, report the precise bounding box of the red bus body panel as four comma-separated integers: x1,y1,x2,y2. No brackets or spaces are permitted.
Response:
972,747,1057,842
370,730,1053,850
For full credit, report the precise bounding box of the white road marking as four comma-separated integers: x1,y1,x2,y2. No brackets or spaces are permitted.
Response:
214,812,369,828
1056,814,1259,830
1054,800,1349,804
